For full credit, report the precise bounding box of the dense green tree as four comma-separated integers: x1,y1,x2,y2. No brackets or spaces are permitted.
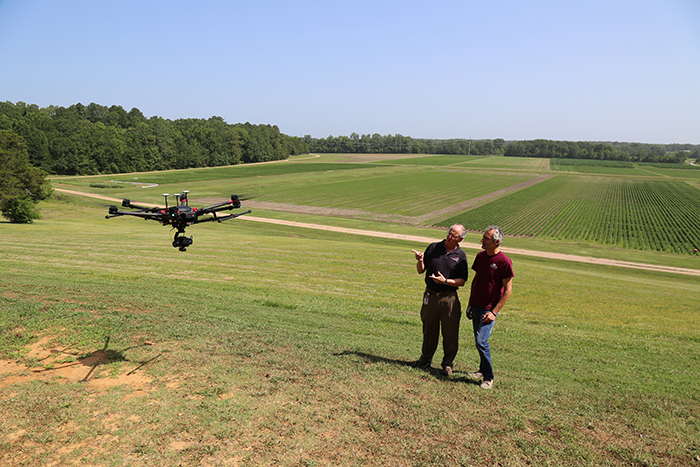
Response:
502,139,692,162
0,101,308,175
0,130,53,223
2,101,693,173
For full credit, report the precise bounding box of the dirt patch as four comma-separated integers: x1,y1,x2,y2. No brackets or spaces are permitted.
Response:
0,336,153,391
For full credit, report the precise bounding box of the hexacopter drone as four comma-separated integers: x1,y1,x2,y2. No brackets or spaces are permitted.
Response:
106,191,251,251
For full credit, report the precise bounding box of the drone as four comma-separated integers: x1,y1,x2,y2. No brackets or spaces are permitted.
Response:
106,191,251,251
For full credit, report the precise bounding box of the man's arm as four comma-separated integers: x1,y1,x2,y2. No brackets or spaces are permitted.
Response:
428,271,465,287
491,276,513,315
411,249,426,274
482,276,513,323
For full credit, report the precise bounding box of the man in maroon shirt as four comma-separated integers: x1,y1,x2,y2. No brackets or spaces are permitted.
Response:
466,226,514,389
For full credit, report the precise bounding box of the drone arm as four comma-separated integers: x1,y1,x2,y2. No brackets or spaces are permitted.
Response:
213,209,252,222
121,198,162,212
198,195,242,213
194,209,251,224
105,210,165,221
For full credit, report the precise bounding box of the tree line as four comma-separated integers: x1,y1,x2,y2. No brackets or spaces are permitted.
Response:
503,139,697,163
0,101,308,175
304,133,507,155
305,133,697,163
3,101,696,178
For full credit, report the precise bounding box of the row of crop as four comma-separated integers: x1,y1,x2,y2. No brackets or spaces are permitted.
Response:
546,179,629,242
440,176,700,254
538,179,700,254
440,176,573,235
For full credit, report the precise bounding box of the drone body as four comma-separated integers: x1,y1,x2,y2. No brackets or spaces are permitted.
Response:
106,191,251,251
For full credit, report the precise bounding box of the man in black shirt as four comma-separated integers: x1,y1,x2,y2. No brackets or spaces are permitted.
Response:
410,224,468,375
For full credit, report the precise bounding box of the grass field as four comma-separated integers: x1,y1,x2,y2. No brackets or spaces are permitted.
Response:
2,154,700,466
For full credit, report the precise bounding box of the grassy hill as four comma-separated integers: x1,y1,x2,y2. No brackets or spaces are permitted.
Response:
2,154,699,466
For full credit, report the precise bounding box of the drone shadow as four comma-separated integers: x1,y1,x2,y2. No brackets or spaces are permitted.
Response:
26,336,162,383
334,350,481,385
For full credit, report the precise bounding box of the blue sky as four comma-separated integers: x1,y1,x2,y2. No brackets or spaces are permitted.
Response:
1,0,698,143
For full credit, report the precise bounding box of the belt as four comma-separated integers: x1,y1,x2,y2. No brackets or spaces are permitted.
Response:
425,288,457,297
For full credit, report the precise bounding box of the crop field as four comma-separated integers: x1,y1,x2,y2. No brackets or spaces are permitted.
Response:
55,164,539,219
234,169,537,217
442,176,700,254
2,154,700,466
457,157,552,171
53,154,700,255
375,154,486,166
551,158,700,178
378,154,551,171
67,162,384,187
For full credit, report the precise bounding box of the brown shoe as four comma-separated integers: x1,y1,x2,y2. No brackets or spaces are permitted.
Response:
441,366,453,376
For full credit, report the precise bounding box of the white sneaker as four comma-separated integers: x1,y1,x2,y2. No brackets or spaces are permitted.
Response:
480,380,493,390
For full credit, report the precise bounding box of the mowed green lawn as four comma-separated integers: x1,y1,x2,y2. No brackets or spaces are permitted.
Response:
2,157,699,466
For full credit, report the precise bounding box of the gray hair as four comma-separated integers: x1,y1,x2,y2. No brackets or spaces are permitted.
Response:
485,225,503,244
450,224,467,239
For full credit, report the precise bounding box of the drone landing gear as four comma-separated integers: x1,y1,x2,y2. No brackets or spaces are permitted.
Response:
173,230,193,251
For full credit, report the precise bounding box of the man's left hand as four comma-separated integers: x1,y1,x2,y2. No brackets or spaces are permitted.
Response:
429,272,446,284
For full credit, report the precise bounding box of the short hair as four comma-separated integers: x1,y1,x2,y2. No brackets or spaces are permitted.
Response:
485,225,503,244
450,224,467,239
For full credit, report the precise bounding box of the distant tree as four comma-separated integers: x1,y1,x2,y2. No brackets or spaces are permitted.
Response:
0,130,53,223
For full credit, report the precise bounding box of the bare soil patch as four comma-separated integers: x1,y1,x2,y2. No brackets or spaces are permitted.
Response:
0,336,153,391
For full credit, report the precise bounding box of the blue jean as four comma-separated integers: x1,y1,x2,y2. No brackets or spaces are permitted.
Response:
471,306,496,381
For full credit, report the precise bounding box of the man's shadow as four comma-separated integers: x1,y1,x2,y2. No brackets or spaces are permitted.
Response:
334,350,481,385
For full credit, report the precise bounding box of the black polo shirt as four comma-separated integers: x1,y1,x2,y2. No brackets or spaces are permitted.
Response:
423,240,468,293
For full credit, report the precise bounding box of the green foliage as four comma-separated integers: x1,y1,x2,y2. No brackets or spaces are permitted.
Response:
505,139,693,163
0,129,53,223
0,197,40,223
308,134,697,162
307,133,505,155
0,101,309,176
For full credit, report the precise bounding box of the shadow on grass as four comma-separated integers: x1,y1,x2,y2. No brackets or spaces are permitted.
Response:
334,350,481,385
29,336,162,382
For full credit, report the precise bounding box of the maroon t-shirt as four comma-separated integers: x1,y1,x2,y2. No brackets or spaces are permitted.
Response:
469,250,514,310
